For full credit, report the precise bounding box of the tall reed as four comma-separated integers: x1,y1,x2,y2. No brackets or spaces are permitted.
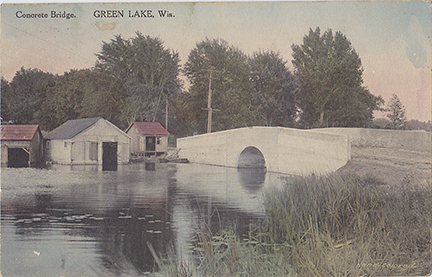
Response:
263,173,431,276
156,173,431,276
156,228,294,277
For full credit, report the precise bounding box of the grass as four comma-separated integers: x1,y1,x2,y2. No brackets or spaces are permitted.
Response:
264,173,431,277
155,173,431,277
154,228,294,277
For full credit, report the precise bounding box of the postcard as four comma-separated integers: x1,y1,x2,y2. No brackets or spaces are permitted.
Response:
1,1,431,276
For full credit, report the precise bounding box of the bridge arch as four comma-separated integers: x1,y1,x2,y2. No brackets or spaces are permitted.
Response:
177,127,350,175
237,146,266,169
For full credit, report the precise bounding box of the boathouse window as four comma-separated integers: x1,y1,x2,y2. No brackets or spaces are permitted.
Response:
157,137,161,144
64,141,67,148
46,141,50,149
89,142,98,161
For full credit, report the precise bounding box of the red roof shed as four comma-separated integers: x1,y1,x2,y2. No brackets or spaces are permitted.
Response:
1,125,44,167
1,125,39,141
129,122,169,135
125,122,170,156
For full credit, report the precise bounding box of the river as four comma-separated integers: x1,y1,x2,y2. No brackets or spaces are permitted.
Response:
1,163,288,276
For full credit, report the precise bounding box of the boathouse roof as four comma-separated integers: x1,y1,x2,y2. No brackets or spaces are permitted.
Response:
127,122,169,135
45,117,102,140
1,125,39,141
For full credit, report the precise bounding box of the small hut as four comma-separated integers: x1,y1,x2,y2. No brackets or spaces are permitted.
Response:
1,125,44,167
44,117,130,169
126,122,169,157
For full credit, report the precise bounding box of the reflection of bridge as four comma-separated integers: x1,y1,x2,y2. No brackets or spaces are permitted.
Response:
178,127,350,175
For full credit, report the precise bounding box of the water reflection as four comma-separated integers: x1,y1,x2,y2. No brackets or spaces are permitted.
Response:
145,161,156,171
238,167,266,193
70,164,99,171
1,163,285,276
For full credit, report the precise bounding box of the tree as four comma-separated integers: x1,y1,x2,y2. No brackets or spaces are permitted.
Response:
386,93,407,130
183,38,253,133
372,118,392,129
1,67,55,125
34,69,126,131
95,32,181,126
405,120,431,132
166,92,200,137
292,28,383,128
249,50,296,127
76,69,126,128
1,78,11,123
325,86,384,127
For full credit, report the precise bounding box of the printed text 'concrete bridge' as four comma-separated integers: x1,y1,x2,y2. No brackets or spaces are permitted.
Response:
177,127,351,175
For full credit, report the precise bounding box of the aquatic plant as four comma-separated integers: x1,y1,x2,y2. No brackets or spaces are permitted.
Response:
263,173,431,276
154,228,294,277
155,173,431,276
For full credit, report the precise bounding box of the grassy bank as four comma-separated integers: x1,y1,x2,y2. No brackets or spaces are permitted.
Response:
157,173,431,276
265,173,431,276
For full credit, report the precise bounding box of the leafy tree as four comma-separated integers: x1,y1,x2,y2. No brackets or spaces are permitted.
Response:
183,38,253,133
167,92,200,137
405,120,431,131
386,93,407,130
372,118,392,129
1,67,55,124
34,69,126,131
1,78,11,123
249,50,296,127
76,70,126,128
34,71,84,130
95,32,181,126
292,28,383,128
325,86,384,127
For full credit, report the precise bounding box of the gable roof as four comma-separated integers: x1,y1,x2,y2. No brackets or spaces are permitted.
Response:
45,117,102,140
1,125,39,141
128,122,169,135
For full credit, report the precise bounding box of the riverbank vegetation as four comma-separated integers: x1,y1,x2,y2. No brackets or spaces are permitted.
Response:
156,173,431,276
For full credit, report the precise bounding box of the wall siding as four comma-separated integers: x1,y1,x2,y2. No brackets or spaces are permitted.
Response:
47,119,130,165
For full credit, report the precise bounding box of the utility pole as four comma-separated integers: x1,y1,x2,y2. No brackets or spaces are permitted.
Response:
206,68,213,133
165,96,169,131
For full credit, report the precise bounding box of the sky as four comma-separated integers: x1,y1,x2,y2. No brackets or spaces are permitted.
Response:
1,1,431,121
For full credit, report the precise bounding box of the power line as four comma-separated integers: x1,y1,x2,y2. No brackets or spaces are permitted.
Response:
2,21,94,63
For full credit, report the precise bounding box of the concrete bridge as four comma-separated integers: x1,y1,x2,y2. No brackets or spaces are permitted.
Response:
177,127,350,176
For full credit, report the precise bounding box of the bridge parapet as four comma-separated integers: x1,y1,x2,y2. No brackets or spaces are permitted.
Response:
314,127,431,152
177,127,350,176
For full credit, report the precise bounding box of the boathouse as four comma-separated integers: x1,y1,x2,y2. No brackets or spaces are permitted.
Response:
125,122,169,157
44,117,130,169
1,125,44,167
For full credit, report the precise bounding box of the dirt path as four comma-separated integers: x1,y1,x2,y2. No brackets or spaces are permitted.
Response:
337,146,431,190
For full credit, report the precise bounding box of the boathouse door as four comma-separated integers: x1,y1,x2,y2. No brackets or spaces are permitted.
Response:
102,142,118,171
8,148,29,168
145,136,156,152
